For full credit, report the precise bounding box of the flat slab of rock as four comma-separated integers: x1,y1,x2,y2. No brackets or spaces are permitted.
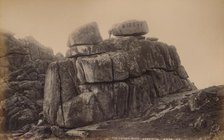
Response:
67,22,103,47
109,20,149,36
66,130,88,138
66,45,106,58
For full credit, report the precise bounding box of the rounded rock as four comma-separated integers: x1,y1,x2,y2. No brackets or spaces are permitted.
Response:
67,22,103,47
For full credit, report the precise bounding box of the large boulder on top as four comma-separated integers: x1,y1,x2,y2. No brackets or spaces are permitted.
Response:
67,22,103,47
109,20,149,36
44,37,194,128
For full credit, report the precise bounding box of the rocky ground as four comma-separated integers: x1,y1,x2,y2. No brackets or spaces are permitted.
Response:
0,85,222,139
87,85,224,139
73,85,224,139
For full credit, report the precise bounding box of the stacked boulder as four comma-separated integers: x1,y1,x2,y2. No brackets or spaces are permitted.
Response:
0,33,55,131
109,20,158,41
109,20,148,37
67,22,103,47
43,21,194,128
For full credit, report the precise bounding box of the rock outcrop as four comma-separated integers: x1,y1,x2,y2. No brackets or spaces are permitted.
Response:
0,33,55,130
44,35,194,128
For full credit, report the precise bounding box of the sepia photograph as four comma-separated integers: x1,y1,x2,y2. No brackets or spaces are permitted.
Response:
0,0,224,139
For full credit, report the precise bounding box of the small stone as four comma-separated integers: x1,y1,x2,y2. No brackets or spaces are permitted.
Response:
33,125,52,139
146,37,158,41
66,130,88,138
37,119,43,126
12,133,23,137
51,125,67,138
193,114,207,130
157,104,167,110
23,131,34,138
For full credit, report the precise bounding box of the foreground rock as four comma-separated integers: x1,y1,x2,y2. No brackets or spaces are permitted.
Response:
0,33,55,131
44,37,194,128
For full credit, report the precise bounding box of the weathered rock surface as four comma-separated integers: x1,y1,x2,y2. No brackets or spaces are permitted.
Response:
109,20,149,36
0,33,55,130
44,37,194,128
67,22,103,47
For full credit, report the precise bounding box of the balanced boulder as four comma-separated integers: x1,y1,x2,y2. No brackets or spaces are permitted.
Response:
67,22,103,47
109,20,149,37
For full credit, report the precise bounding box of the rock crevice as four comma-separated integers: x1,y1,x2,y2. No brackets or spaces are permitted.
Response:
56,62,66,127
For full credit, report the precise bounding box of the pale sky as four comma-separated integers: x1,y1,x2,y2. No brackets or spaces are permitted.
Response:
0,0,224,89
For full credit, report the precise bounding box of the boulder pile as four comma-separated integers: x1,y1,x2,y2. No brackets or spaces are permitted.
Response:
43,21,195,128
